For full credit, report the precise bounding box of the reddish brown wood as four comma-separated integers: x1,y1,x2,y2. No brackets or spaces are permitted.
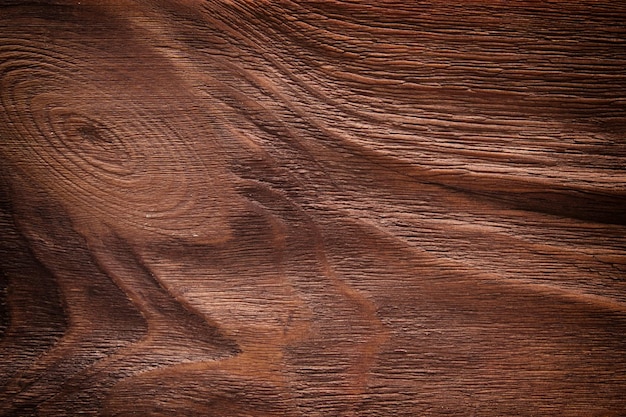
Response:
1,1,626,415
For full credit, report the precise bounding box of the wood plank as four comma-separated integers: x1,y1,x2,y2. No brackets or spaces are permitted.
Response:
1,1,625,415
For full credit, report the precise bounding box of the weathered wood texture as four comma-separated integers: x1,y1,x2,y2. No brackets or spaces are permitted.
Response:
1,1,626,415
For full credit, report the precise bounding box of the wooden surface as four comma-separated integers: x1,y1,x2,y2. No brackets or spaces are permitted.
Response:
1,1,626,415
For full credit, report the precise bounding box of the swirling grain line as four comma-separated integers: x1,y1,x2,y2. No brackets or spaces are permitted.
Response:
0,31,235,243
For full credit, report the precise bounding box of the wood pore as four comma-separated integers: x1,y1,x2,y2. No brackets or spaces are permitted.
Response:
1,1,626,416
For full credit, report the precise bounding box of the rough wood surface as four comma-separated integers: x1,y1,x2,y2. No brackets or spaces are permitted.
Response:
1,1,626,415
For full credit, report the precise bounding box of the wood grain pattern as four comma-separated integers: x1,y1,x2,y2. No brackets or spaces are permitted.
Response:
1,1,625,415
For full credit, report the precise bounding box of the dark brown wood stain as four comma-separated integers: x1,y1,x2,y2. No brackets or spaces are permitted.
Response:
1,1,625,415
